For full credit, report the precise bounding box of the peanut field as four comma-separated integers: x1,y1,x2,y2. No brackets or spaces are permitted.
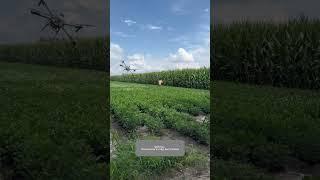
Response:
110,81,210,179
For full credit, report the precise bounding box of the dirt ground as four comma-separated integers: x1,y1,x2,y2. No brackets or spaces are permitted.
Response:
111,118,210,180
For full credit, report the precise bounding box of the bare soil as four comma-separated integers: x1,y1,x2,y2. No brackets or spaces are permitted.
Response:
111,118,210,180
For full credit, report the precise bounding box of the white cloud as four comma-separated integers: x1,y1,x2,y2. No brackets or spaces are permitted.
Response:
123,19,136,26
110,43,155,75
161,46,208,70
110,43,125,75
111,43,123,61
204,8,209,12
147,24,162,30
126,53,156,72
165,28,210,69
190,46,209,66
175,62,201,69
168,48,194,62
127,54,146,69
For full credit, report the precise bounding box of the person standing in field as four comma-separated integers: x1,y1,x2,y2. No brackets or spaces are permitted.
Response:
158,80,164,86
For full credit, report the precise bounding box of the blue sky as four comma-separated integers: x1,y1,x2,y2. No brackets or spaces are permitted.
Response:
110,0,210,75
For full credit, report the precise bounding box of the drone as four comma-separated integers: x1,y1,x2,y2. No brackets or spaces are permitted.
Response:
120,60,138,73
30,0,95,45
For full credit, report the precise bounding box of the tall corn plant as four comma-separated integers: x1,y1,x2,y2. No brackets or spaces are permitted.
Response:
111,68,210,90
0,37,108,71
212,16,320,89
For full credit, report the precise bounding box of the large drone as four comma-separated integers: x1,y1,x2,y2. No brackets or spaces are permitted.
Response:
30,0,95,45
120,60,138,73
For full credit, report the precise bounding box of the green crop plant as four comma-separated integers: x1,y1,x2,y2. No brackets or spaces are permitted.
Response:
111,81,210,144
111,68,210,90
0,37,108,71
0,62,108,179
212,80,320,171
212,16,320,89
110,136,208,180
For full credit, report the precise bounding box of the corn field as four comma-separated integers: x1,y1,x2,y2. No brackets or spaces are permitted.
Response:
111,68,210,89
212,16,320,89
0,37,108,71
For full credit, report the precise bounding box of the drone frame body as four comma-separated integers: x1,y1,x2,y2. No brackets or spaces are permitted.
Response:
30,0,95,45
120,60,138,74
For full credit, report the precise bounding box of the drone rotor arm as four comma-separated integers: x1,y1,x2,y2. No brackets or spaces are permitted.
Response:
41,22,50,31
64,23,95,27
61,27,75,44
75,24,96,27
63,23,95,32
75,26,82,32
53,28,61,40
30,9,51,19
63,23,78,27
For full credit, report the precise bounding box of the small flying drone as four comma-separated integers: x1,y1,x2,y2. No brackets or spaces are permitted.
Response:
120,60,138,73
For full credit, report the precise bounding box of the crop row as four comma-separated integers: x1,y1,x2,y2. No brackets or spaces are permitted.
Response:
111,133,208,179
0,37,108,71
111,95,209,144
111,68,210,89
0,62,108,179
212,16,320,89
110,82,210,144
212,81,320,171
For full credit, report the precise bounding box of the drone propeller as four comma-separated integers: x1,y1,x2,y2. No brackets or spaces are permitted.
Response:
37,0,54,16
38,0,45,6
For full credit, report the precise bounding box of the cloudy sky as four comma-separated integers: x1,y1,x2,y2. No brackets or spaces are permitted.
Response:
0,0,107,44
110,0,210,75
214,0,320,24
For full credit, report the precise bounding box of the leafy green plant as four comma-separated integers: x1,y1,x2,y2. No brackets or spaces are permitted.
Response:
0,62,108,179
111,81,210,144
